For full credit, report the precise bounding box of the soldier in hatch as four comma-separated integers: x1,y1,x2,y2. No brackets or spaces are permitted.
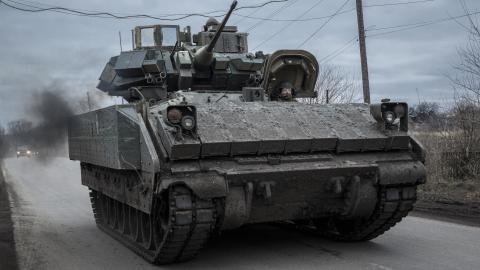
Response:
271,81,295,101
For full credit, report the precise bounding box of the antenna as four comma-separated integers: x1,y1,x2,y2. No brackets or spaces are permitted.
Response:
131,29,134,50
87,91,92,111
119,31,123,52
170,41,179,64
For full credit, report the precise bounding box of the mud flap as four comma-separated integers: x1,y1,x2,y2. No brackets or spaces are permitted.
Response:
157,173,227,199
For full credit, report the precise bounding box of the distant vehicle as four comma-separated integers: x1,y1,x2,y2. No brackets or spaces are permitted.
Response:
16,145,32,158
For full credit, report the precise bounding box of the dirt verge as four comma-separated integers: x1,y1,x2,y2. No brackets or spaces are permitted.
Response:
414,192,480,227
0,163,19,270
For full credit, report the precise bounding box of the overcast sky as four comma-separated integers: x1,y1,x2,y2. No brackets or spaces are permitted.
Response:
1,0,479,126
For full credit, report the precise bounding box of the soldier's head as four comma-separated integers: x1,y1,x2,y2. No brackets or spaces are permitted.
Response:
272,81,295,101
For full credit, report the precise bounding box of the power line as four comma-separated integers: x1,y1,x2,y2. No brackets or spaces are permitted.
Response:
233,3,264,25
246,0,299,32
253,0,327,50
17,0,290,15
297,0,351,48
364,0,434,8
0,0,436,23
237,0,291,11
366,9,480,38
236,8,355,22
4,0,110,18
0,0,290,21
0,0,212,20
316,25,377,64
318,36,358,63
233,0,435,22
317,1,479,64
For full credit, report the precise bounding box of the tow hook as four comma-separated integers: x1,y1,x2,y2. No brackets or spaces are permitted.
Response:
257,181,275,203
328,177,345,194
342,176,361,216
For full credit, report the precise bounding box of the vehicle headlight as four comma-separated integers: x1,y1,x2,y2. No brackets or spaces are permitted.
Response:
164,105,197,132
370,101,408,131
17,151,20,154
27,150,31,154
167,108,183,124
181,116,195,131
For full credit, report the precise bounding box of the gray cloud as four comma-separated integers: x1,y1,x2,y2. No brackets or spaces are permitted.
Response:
0,0,479,125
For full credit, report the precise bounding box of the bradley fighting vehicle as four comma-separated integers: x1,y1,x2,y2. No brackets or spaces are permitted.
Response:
68,1,426,264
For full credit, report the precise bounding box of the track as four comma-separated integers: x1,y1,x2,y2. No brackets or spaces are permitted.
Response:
4,157,480,270
313,185,417,241
89,185,217,264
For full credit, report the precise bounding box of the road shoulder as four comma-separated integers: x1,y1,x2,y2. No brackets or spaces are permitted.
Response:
413,197,480,227
0,162,19,270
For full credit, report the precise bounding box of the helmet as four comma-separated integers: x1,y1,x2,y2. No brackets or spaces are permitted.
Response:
204,17,220,31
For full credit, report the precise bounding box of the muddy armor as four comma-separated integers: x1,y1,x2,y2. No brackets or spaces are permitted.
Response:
68,0,426,265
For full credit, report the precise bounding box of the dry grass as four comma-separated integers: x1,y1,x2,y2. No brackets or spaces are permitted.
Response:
414,131,480,203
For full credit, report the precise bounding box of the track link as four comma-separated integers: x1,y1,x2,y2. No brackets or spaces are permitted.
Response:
314,185,418,241
89,185,217,264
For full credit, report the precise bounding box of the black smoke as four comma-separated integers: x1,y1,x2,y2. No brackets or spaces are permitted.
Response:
6,82,110,159
28,89,75,150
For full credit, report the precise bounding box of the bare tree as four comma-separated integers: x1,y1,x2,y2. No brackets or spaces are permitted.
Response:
7,119,33,146
449,0,480,105
448,0,480,141
304,65,360,104
409,102,440,123
7,120,32,136
443,0,480,178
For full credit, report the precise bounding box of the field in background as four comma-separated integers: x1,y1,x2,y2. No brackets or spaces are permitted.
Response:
413,127,480,220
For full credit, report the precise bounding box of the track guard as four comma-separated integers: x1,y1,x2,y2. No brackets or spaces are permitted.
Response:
157,173,228,199
378,161,426,186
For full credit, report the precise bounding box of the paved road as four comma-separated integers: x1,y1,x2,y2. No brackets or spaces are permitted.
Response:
3,157,480,270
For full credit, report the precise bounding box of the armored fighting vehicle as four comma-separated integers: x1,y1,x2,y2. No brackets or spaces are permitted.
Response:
68,1,426,264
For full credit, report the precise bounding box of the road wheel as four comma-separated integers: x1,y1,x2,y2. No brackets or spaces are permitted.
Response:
115,200,127,234
152,190,169,250
100,194,110,226
140,212,156,250
107,197,117,229
129,206,142,243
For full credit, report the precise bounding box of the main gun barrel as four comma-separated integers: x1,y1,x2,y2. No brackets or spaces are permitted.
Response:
206,0,238,53
193,0,238,70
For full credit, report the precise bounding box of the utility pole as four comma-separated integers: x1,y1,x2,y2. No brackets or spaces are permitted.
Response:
355,0,371,104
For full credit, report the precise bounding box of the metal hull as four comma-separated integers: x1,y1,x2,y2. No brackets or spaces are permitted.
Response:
69,101,426,264
80,150,424,229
